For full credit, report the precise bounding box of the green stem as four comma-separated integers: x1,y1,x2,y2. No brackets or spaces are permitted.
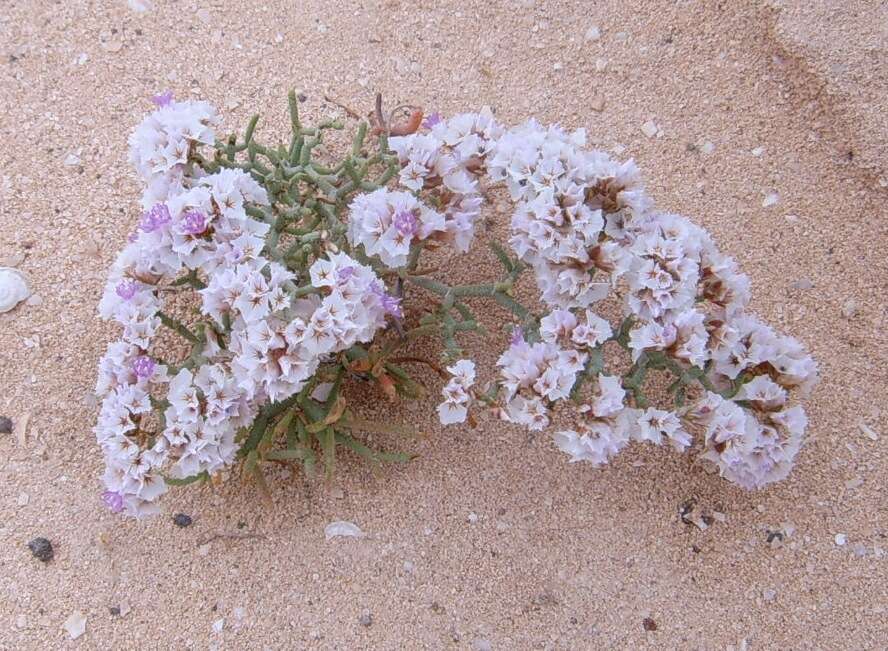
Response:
157,311,201,344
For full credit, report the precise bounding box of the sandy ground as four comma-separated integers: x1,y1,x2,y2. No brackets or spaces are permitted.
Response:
1,0,886,649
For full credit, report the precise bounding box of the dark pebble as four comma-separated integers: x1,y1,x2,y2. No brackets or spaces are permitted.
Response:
766,530,784,544
297,92,308,103
172,513,193,528
0,416,12,434
109,606,121,616
358,611,373,627
28,537,53,562
643,617,658,632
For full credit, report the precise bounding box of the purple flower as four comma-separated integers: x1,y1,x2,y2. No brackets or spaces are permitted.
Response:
393,210,418,237
422,112,443,129
371,281,403,319
115,279,138,301
181,210,207,235
132,355,156,379
336,265,356,283
151,90,174,107
510,326,525,346
381,293,403,319
139,203,172,232
101,490,124,513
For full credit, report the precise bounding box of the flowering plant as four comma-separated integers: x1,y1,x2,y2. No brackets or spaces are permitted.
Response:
94,91,816,517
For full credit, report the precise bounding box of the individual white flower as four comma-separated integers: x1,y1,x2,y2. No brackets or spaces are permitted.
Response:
571,310,613,349
636,407,692,451
437,399,468,426
447,359,476,388
627,321,675,362
670,310,709,368
734,375,786,410
539,309,578,344
592,374,625,418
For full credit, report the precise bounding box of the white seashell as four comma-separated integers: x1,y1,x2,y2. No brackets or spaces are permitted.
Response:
0,267,31,313
324,520,364,541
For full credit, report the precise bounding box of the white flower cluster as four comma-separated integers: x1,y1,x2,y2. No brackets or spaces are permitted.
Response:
496,335,586,431
95,99,398,517
436,360,476,425
347,189,445,267
353,109,502,258
688,382,807,489
98,96,818,516
553,375,693,467
421,114,816,490
128,96,218,209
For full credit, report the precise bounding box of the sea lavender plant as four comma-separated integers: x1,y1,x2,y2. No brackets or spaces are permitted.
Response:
94,91,816,517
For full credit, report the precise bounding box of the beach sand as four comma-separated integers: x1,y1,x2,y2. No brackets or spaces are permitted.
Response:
0,0,886,648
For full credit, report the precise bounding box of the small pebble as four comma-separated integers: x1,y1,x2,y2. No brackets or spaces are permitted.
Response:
642,617,658,631
751,146,765,157
858,420,879,441
584,26,601,42
700,141,715,155
790,278,814,291
28,537,53,562
472,638,493,651
762,191,780,207
173,513,193,528
840,299,858,318
17,492,29,506
109,606,121,616
212,618,225,633
641,120,659,139
468,512,479,524
63,610,86,640
590,96,605,112
762,588,777,602
358,610,373,627
0,416,12,434
835,533,847,546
